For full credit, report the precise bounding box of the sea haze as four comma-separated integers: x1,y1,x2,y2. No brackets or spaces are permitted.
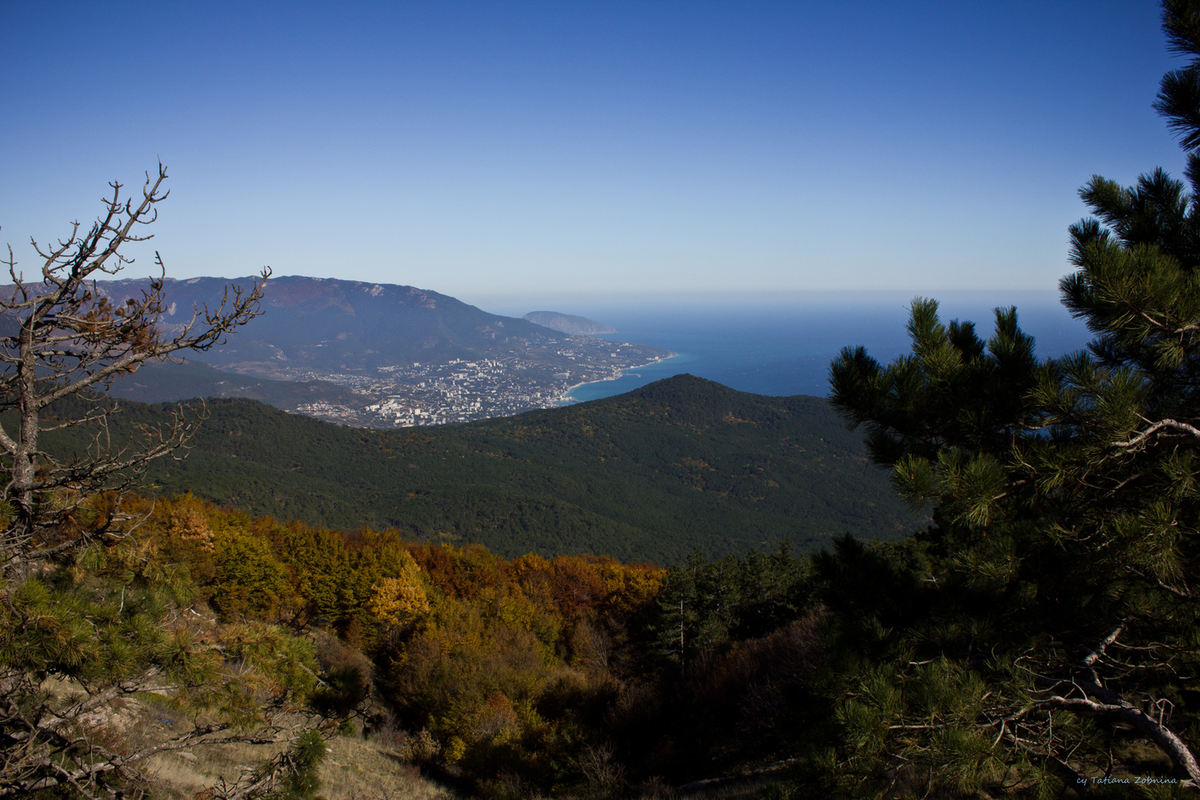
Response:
478,291,1094,402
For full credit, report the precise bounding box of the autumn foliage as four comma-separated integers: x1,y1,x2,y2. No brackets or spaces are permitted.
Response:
119,493,686,794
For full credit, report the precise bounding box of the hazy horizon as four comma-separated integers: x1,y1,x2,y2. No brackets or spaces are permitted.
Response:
463,286,1071,317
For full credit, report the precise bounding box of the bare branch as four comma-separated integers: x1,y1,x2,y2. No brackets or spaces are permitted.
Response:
0,166,268,576
1112,417,1200,449
1041,692,1200,786
0,168,294,799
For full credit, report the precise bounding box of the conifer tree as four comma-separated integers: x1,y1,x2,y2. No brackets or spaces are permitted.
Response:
825,0,1200,791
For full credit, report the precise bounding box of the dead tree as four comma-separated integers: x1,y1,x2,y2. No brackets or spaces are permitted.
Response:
0,168,328,800
0,164,269,577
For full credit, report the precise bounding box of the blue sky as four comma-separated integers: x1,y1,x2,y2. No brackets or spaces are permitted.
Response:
0,1,1187,309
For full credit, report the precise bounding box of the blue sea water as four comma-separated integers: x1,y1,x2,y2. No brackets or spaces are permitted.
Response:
525,293,1094,403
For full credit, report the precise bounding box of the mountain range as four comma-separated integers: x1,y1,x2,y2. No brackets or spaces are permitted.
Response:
17,274,922,562
97,275,659,378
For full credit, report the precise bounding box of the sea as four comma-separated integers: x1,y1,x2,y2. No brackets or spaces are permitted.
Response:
481,290,1094,403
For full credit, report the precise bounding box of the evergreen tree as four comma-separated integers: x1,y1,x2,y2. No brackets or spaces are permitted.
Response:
824,1,1200,791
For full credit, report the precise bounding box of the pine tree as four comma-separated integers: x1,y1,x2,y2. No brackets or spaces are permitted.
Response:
824,0,1200,791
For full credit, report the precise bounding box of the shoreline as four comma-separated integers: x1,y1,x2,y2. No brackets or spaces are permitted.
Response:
556,352,678,405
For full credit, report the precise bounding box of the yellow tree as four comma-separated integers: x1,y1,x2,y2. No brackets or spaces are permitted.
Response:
368,550,431,628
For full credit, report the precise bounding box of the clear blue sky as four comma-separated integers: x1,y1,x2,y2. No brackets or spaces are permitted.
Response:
0,1,1187,309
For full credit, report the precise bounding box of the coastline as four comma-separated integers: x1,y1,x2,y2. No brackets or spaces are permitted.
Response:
557,352,678,405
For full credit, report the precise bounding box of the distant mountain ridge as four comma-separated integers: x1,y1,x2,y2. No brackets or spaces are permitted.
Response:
94,276,625,376
524,311,616,335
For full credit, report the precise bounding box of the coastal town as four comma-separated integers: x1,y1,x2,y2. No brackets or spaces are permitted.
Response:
288,343,673,428
100,276,677,429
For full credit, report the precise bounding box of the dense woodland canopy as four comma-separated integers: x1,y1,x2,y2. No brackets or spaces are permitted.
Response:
37,374,918,564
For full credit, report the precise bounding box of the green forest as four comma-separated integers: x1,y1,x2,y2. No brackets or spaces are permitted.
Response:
8,2,1200,798
44,373,917,564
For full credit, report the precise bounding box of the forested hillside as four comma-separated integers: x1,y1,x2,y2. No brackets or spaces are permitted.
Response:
44,374,919,564
3,491,816,798
15,4,1200,797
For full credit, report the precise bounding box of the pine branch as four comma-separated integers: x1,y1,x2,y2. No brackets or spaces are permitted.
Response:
1031,622,1200,786
1112,417,1200,449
